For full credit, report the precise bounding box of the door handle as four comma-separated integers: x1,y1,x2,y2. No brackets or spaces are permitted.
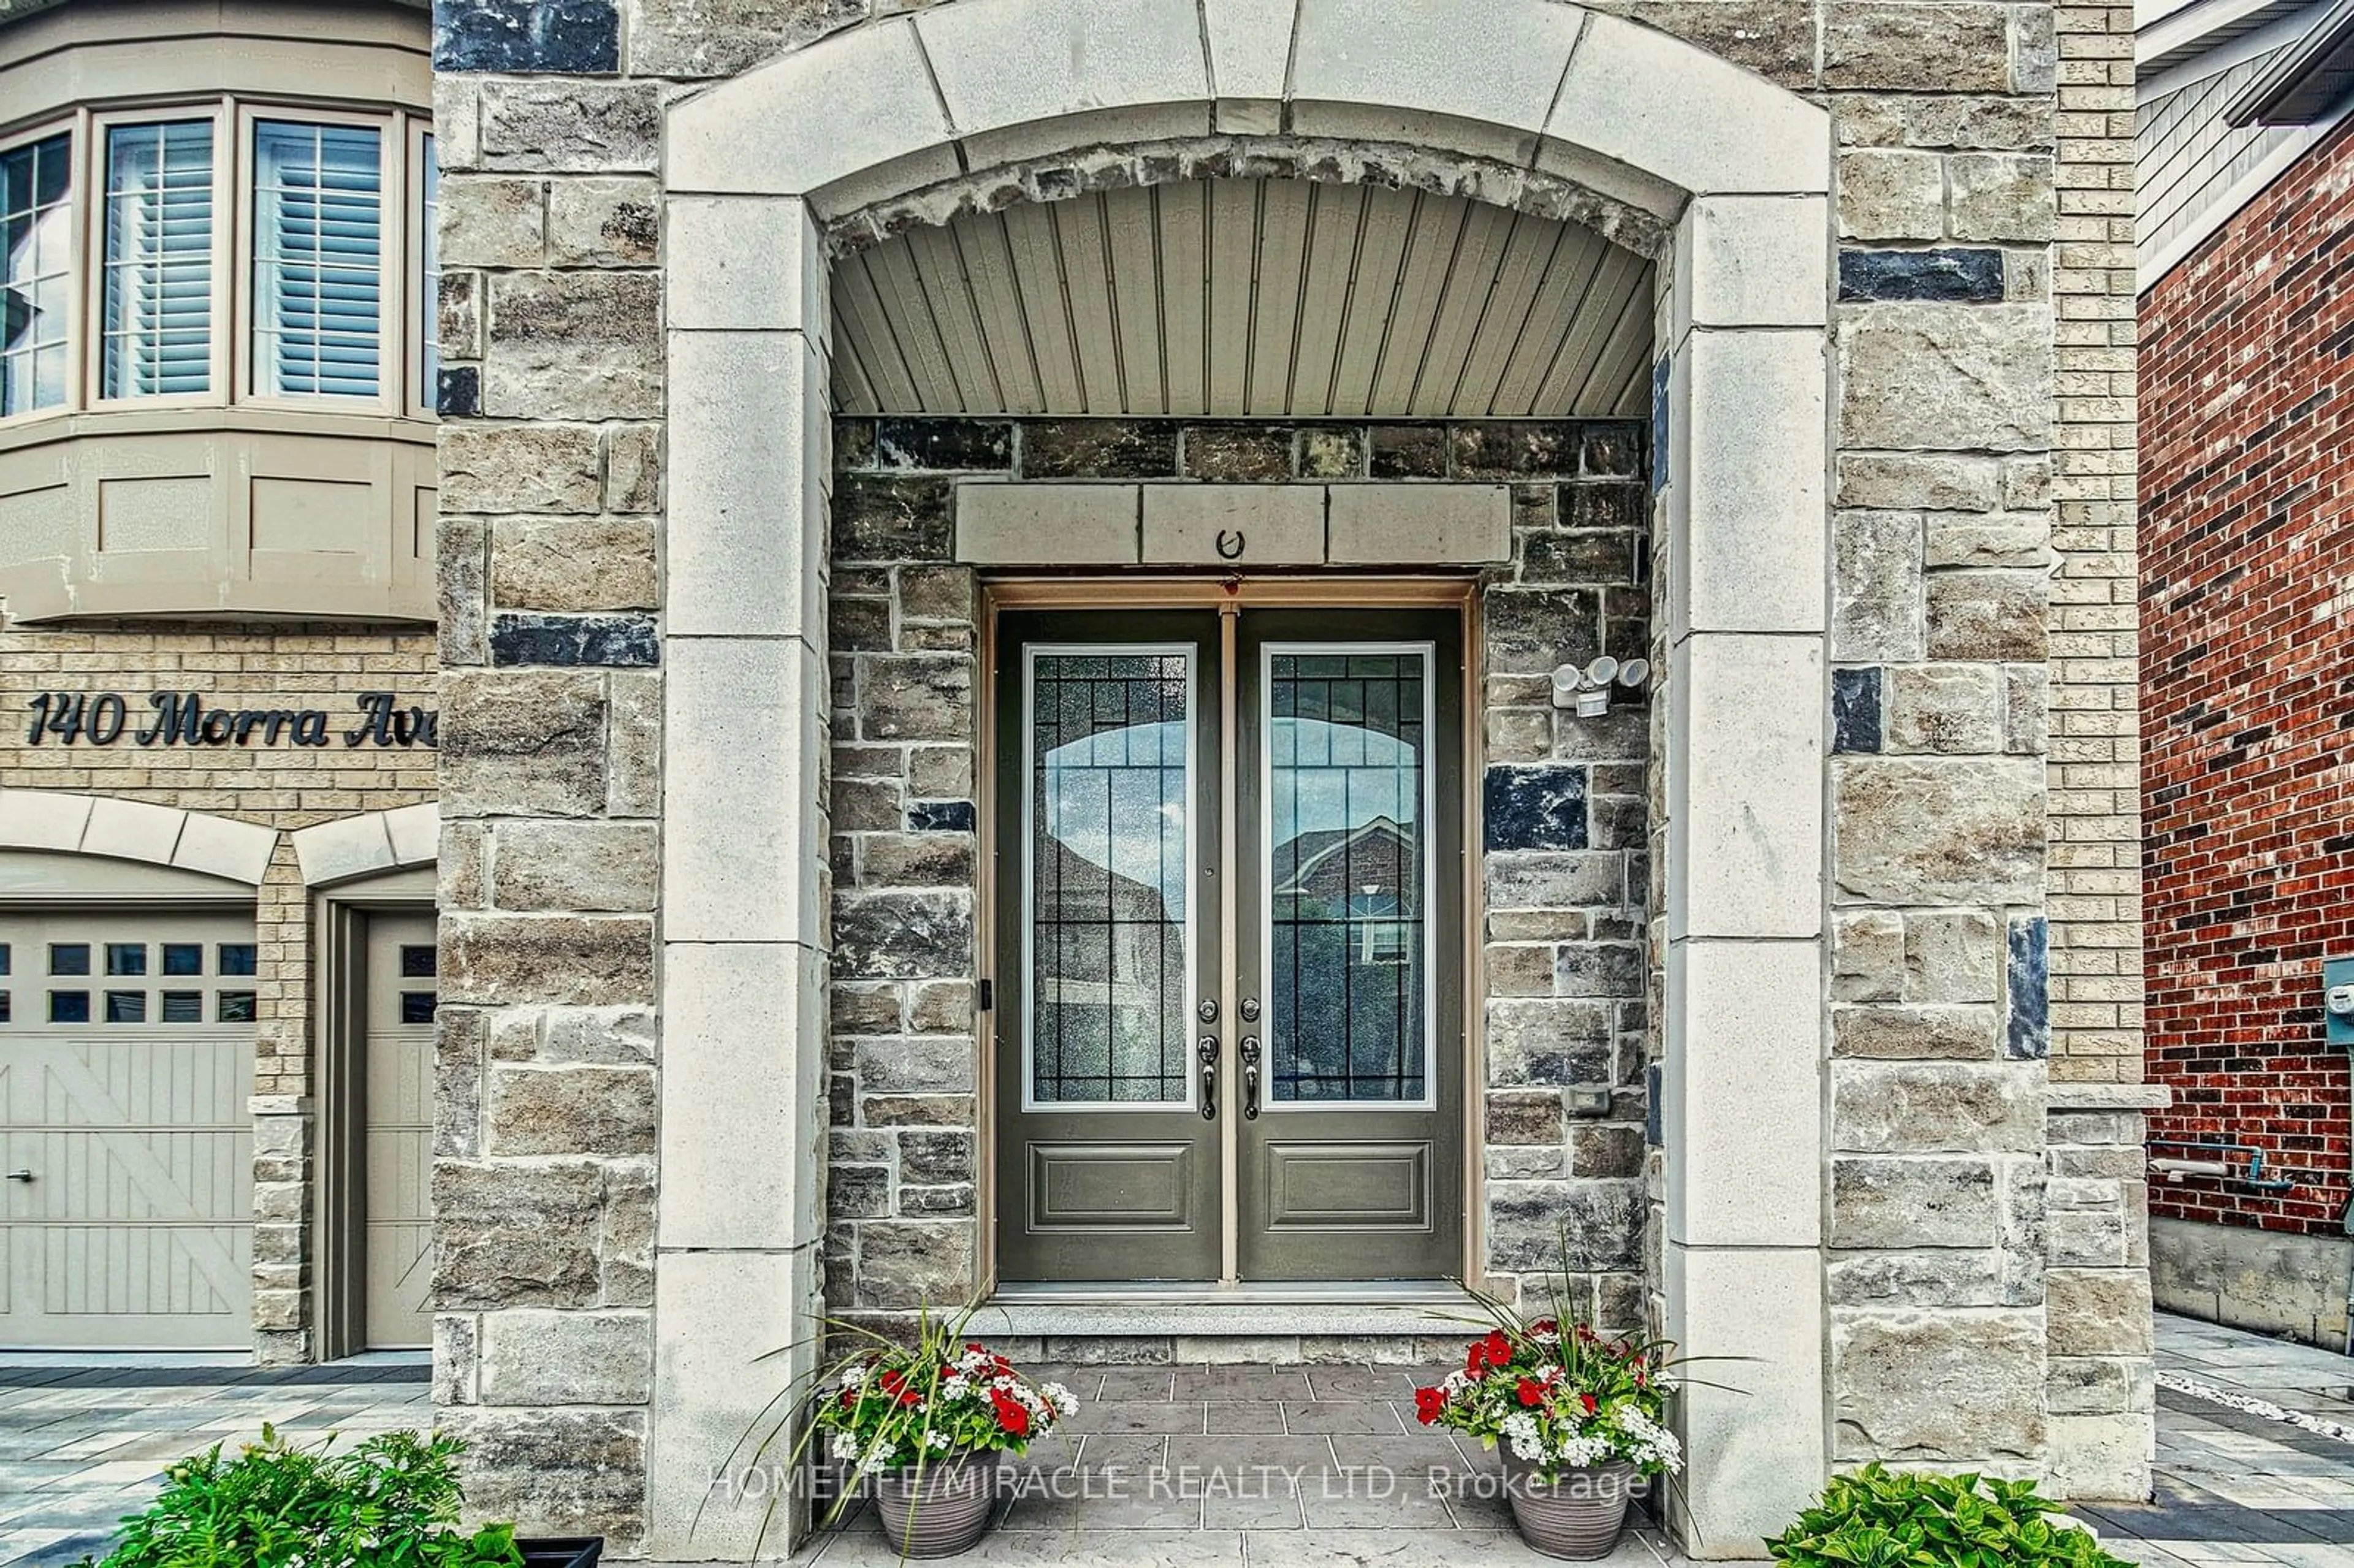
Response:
1197,1036,1218,1121
1241,1036,1262,1121
5,1170,31,1182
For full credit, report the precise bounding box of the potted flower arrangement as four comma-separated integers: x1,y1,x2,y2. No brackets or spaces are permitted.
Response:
1414,1311,1683,1559
807,1315,1078,1558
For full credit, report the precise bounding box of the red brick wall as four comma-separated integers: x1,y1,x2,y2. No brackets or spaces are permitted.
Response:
2139,121,2354,1235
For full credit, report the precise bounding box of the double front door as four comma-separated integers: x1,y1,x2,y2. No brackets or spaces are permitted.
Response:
993,607,1464,1284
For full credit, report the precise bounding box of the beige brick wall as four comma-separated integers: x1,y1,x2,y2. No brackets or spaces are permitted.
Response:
2047,1,2144,1083
0,622,436,1361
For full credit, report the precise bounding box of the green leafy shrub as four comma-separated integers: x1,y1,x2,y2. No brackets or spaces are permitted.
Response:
1768,1464,2133,1568
74,1426,524,1568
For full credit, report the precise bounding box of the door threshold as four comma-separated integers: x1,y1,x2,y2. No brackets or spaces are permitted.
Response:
970,1280,1479,1344
990,1279,1467,1306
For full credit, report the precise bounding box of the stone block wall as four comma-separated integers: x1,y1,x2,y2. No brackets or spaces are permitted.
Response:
429,48,666,1530
428,0,2152,1540
823,414,1654,1339
0,623,436,1363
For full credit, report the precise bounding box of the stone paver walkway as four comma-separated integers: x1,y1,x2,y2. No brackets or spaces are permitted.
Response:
791,1360,1681,1566
3,1315,2351,1566
2076,1315,2354,1567
0,1357,431,1567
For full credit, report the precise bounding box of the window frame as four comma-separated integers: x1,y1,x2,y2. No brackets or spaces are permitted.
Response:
0,94,431,430
406,119,436,422
234,100,403,416
0,112,87,425
88,101,234,412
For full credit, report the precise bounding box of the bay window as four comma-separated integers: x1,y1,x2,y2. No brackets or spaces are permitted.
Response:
0,100,434,424
252,120,383,399
102,120,215,398
1,132,71,416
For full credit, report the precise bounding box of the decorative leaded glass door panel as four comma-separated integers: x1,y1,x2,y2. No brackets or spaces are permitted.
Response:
1236,610,1464,1281
994,611,1224,1282
991,606,1462,1285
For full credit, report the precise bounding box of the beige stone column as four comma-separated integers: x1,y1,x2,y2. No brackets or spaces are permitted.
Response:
646,194,833,1559
1656,194,1834,1556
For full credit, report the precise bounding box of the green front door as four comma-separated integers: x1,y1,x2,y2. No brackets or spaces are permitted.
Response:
992,606,1464,1285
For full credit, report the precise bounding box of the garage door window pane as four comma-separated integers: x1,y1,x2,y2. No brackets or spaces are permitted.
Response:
219,943,257,976
160,991,202,1022
399,992,436,1024
105,943,147,976
1,992,11,1022
218,991,256,1022
105,992,147,1023
50,943,89,975
400,943,435,978
0,943,11,974
49,991,90,1023
161,943,203,975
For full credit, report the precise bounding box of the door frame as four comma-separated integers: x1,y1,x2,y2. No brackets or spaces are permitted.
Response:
311,866,434,1362
977,576,1484,1295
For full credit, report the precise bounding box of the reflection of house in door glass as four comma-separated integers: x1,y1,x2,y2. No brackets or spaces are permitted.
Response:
1267,653,1428,1104
1029,653,1190,1105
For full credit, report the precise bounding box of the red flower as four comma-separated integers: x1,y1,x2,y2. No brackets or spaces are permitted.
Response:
1580,1393,1599,1416
990,1390,1030,1436
1463,1329,1513,1375
1516,1378,1545,1407
1414,1387,1447,1425
1531,1319,1558,1336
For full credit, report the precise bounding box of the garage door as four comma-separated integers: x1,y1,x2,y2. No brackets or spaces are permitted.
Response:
363,910,434,1349
0,911,256,1349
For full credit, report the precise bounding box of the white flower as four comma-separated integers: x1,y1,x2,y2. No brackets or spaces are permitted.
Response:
1042,1382,1078,1417
839,1366,868,1390
940,1375,970,1401
925,1429,953,1450
829,1433,859,1461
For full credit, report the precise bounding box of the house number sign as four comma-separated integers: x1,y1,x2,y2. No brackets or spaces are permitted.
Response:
23,691,438,749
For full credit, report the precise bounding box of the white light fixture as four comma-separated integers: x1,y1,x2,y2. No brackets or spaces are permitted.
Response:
1552,656,1623,717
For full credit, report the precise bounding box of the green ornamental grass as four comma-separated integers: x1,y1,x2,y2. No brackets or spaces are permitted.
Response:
1768,1464,2134,1568
73,1426,523,1568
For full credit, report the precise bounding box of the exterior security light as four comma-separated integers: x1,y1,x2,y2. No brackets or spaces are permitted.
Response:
1553,658,1624,718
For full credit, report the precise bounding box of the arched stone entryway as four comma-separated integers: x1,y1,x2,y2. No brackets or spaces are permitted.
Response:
651,0,1832,1556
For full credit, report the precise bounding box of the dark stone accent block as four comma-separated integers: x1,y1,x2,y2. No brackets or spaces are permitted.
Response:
437,366,479,418
490,613,659,668
433,0,620,73
875,419,1013,473
1181,422,1294,481
1838,248,2006,303
835,891,975,981
1369,424,1450,478
1649,359,1670,494
1645,1062,1662,1148
1832,666,1884,753
1580,422,1644,478
908,800,977,833
2005,915,2049,1060
1450,421,1584,479
1021,420,1178,478
833,475,954,564
1484,764,1590,851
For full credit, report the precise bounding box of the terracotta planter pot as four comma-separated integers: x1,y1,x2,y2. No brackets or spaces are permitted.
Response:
872,1450,1002,1558
1499,1451,1639,1559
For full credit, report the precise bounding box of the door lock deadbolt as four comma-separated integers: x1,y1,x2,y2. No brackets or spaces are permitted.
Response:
1197,999,1218,1024
1240,997,1261,1023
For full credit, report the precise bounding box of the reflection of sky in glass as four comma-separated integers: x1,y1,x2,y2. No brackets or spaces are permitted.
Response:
1269,719,1419,849
1043,718,1417,908
1042,720,1187,911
